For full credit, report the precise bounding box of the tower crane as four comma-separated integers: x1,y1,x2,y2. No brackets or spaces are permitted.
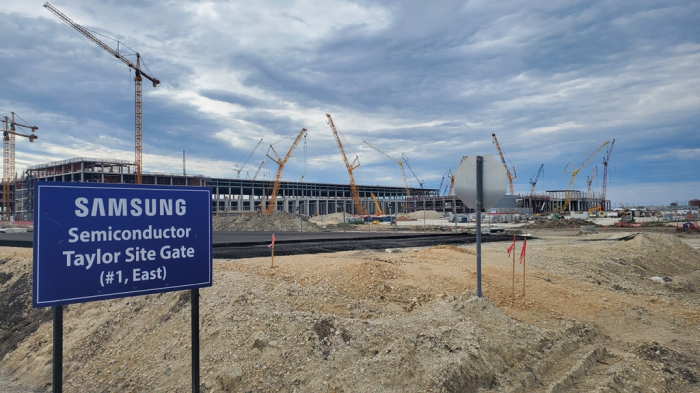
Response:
363,141,410,197
401,154,424,188
600,139,615,210
491,133,516,194
252,161,265,180
235,138,263,178
264,128,306,214
326,114,367,215
44,3,160,185
587,165,598,197
562,142,609,212
371,193,384,215
438,170,449,197
529,164,544,193
1,113,38,221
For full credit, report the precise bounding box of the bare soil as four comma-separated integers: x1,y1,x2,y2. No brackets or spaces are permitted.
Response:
1,229,699,392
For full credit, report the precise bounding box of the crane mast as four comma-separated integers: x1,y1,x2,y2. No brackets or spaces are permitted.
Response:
363,140,410,197
600,139,615,210
562,142,609,212
529,164,544,193
253,160,265,180
371,193,384,215
327,114,367,215
44,2,159,185
1,114,38,221
491,134,516,194
235,138,263,178
264,129,306,214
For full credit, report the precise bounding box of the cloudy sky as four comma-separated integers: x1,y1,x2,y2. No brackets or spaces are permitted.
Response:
1,0,698,206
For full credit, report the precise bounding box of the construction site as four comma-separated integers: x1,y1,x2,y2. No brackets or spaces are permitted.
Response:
1,3,700,393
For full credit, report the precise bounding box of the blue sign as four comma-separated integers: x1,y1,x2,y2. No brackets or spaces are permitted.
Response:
33,181,212,307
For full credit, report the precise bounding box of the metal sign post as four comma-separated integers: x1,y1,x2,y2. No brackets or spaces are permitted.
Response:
453,155,507,298
33,181,212,393
476,156,483,297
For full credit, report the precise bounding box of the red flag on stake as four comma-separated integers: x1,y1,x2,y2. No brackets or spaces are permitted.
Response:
268,233,276,248
507,235,516,257
519,238,527,264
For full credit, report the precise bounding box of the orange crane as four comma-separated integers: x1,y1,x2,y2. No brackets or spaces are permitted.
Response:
446,169,455,196
235,138,263,178
491,133,516,194
563,142,609,212
363,140,410,197
1,113,38,221
264,128,306,214
44,3,160,185
371,193,384,215
326,114,367,215
587,165,598,197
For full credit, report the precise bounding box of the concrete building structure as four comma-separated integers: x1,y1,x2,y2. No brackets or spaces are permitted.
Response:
1,157,610,221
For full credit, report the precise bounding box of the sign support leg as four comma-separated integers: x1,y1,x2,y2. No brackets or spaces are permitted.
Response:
476,156,483,298
52,305,63,393
191,289,200,393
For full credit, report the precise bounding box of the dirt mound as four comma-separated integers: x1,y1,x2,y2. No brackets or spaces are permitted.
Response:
309,212,346,226
528,218,597,228
407,210,444,220
213,211,323,232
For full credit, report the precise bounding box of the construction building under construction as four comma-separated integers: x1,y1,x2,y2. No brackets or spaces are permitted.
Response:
2,157,609,221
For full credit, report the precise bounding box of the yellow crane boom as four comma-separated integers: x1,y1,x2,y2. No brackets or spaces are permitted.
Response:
563,142,609,212
363,140,410,197
491,133,516,194
1,113,38,221
264,128,307,214
371,193,384,215
587,165,598,196
326,114,367,215
44,2,159,185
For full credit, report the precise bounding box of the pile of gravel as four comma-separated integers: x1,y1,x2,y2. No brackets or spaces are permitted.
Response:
213,211,323,232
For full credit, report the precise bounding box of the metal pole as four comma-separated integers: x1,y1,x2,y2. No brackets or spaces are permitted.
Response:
476,156,483,298
191,289,200,393
53,305,63,393
343,205,346,233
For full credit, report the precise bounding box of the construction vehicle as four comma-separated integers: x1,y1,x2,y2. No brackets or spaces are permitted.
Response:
446,169,455,196
371,193,384,215
326,114,367,215
600,139,615,210
562,141,609,212
492,134,516,195
1,113,38,221
587,166,597,197
264,128,307,214
45,3,159,185
588,206,604,218
235,138,263,178
364,140,410,197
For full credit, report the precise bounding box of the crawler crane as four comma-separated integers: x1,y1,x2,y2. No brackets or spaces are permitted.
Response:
326,114,367,215
363,140,410,197
562,142,609,212
264,129,306,214
492,134,516,194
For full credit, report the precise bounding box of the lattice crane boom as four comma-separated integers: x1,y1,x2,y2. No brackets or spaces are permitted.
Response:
235,138,263,178
529,164,544,193
1,114,38,221
363,141,410,197
44,2,159,185
402,153,424,188
327,114,367,215
600,139,615,210
491,133,516,195
587,165,598,197
253,160,265,180
562,142,609,212
264,128,306,214
371,193,384,215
